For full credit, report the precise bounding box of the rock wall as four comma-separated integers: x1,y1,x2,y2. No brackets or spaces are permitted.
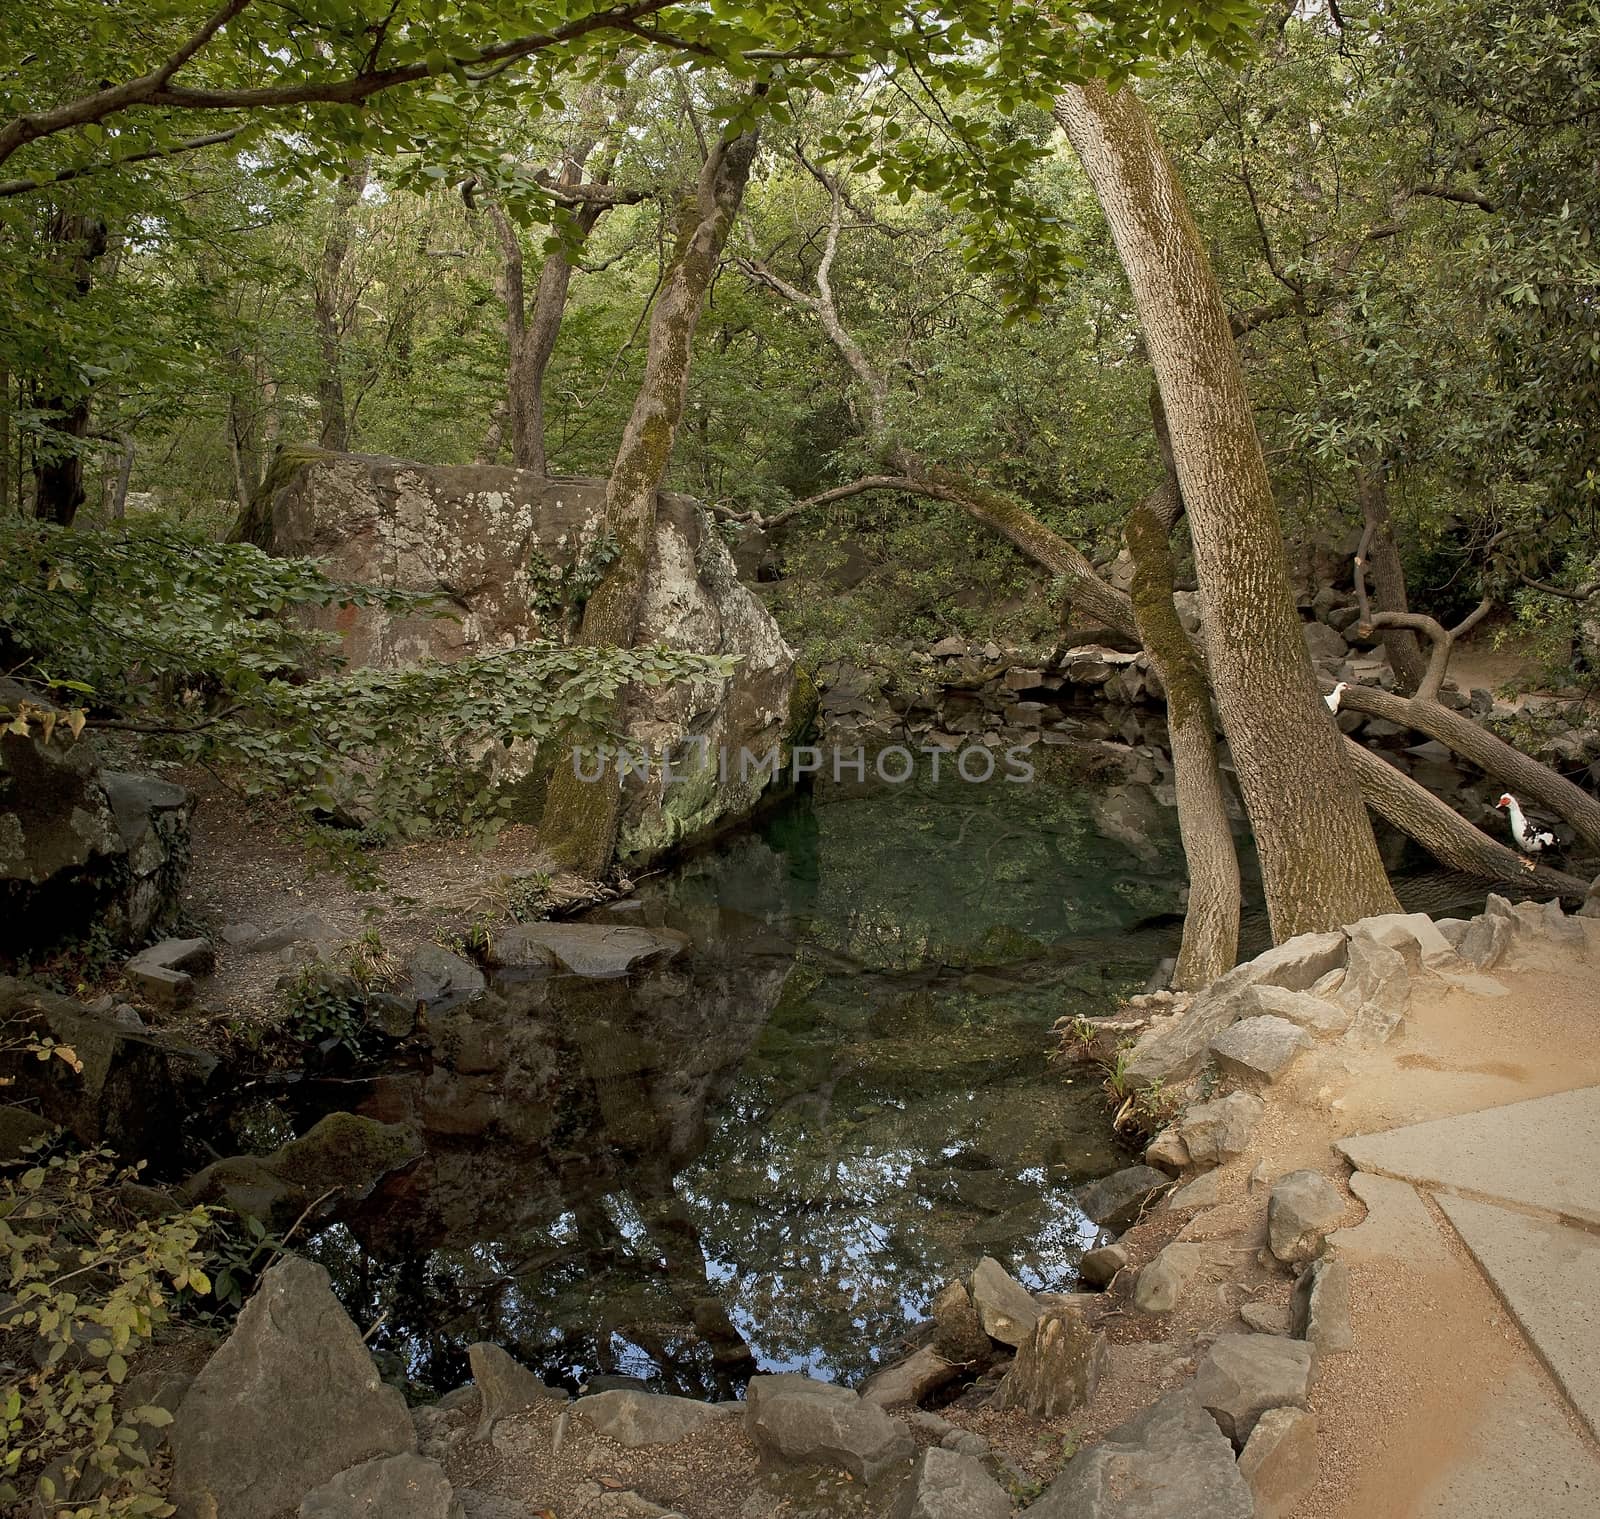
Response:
252,449,801,862
0,679,192,960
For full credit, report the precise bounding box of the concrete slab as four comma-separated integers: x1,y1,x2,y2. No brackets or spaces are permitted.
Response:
1327,1172,1454,1269
1413,1362,1600,1517
1436,1193,1600,1442
1336,1086,1600,1227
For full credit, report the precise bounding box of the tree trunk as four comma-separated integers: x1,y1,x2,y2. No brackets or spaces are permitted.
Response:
32,209,109,526
110,433,134,519
491,192,609,475
1356,462,1428,693
1337,683,1600,852
314,159,370,452
540,130,760,876
1345,739,1589,897
476,397,510,464
1127,488,1241,986
1056,82,1399,939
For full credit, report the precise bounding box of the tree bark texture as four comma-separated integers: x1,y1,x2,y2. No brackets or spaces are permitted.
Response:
1127,488,1241,986
1356,462,1428,692
314,159,369,452
540,129,760,876
1057,82,1400,939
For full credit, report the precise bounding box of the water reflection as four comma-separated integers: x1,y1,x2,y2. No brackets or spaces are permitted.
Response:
233,765,1192,1398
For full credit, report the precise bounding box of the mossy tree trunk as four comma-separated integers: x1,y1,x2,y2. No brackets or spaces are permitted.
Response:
1126,487,1241,986
540,128,760,876
1057,81,1400,939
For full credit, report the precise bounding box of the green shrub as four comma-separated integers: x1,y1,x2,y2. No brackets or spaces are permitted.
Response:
1,1143,214,1518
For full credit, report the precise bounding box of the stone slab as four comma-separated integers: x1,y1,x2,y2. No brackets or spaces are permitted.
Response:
1336,1087,1600,1227
1436,1193,1600,1442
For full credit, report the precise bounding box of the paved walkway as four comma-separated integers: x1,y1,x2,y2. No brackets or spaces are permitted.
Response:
1333,1087,1600,1513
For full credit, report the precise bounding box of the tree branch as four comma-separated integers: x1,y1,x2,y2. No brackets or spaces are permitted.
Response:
0,127,245,199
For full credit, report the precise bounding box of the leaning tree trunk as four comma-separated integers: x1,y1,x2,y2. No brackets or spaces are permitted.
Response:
1345,739,1589,897
1337,682,1600,852
540,130,760,876
1356,462,1428,693
1056,82,1400,940
314,159,370,452
1127,487,1241,985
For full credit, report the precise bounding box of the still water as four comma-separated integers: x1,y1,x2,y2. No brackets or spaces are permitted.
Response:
216,761,1192,1399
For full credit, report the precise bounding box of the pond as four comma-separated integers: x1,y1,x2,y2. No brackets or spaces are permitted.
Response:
206,753,1195,1401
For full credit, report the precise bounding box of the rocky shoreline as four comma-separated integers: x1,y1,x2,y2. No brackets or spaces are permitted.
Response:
41,892,1586,1518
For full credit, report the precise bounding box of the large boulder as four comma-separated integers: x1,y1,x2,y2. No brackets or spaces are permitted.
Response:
1075,1166,1173,1232
1031,1388,1252,1518
1267,1170,1345,1265
992,1305,1108,1418
968,1256,1041,1346
744,1374,913,1486
169,1255,416,1519
893,1447,1011,1519
250,451,801,865
183,1112,423,1228
1126,932,1347,1085
485,922,687,978
299,1453,461,1519
0,680,191,959
1193,1333,1314,1446
0,977,214,1172
573,1389,735,1446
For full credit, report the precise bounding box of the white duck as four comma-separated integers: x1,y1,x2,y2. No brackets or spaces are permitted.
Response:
1496,793,1557,856
1324,683,1348,713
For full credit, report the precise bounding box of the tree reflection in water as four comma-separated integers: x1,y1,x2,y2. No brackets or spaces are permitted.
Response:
265,765,1190,1398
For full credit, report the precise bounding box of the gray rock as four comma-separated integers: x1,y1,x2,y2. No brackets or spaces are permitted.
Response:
299,1453,460,1518
1303,621,1348,663
861,1346,961,1408
0,695,192,957
1239,1300,1291,1335
1030,1388,1252,1518
1208,1016,1311,1088
992,1305,1107,1419
1243,984,1351,1037
1078,1243,1129,1289
574,1389,736,1445
486,922,687,977
1133,1243,1211,1315
468,1343,565,1439
1178,1092,1265,1169
1290,1257,1354,1353
1126,932,1346,1085
259,456,798,866
1339,934,1410,1045
1456,912,1512,971
744,1374,914,1485
169,1256,415,1519
1193,1333,1314,1445
1345,912,1459,971
893,1447,1011,1519
969,1256,1041,1346
939,1428,991,1460
1238,1406,1319,1519
125,961,194,1008
1075,1165,1173,1232
0,1105,52,1161
1167,1169,1225,1211
401,944,485,1011
1267,1171,1345,1265
221,920,263,947
130,936,214,975
183,1112,422,1228
1144,1126,1190,1174
930,1280,992,1362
